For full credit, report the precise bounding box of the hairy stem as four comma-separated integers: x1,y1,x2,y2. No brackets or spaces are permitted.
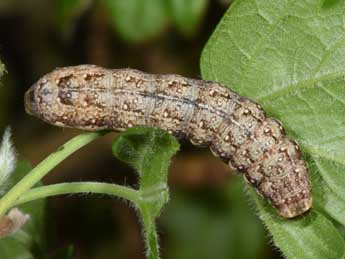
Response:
13,182,140,206
140,205,160,259
0,132,103,216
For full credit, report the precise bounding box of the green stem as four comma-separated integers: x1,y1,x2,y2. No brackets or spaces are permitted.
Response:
140,205,160,259
13,182,140,206
0,132,103,216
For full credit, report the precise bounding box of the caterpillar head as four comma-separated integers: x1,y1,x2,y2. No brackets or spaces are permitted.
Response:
25,65,109,130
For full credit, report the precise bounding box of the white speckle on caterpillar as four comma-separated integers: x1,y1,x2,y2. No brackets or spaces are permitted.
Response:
24,65,312,218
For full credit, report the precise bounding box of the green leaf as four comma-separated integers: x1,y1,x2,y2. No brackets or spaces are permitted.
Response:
307,154,345,227
112,126,179,259
102,0,169,43
322,0,341,9
0,161,46,259
201,0,345,258
168,0,208,36
252,189,345,259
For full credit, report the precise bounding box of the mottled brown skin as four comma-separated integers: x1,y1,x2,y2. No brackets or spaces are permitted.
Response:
24,65,312,218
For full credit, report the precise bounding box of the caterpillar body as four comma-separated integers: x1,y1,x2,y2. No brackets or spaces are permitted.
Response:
24,65,312,218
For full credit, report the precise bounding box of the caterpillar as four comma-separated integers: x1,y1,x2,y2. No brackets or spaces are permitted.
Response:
24,65,312,218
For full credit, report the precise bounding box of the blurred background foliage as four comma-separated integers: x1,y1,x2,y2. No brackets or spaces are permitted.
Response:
0,0,280,258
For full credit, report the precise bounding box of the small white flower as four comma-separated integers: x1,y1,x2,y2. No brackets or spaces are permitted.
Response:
0,127,17,191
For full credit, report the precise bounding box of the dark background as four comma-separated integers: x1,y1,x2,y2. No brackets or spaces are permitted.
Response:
0,1,280,258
